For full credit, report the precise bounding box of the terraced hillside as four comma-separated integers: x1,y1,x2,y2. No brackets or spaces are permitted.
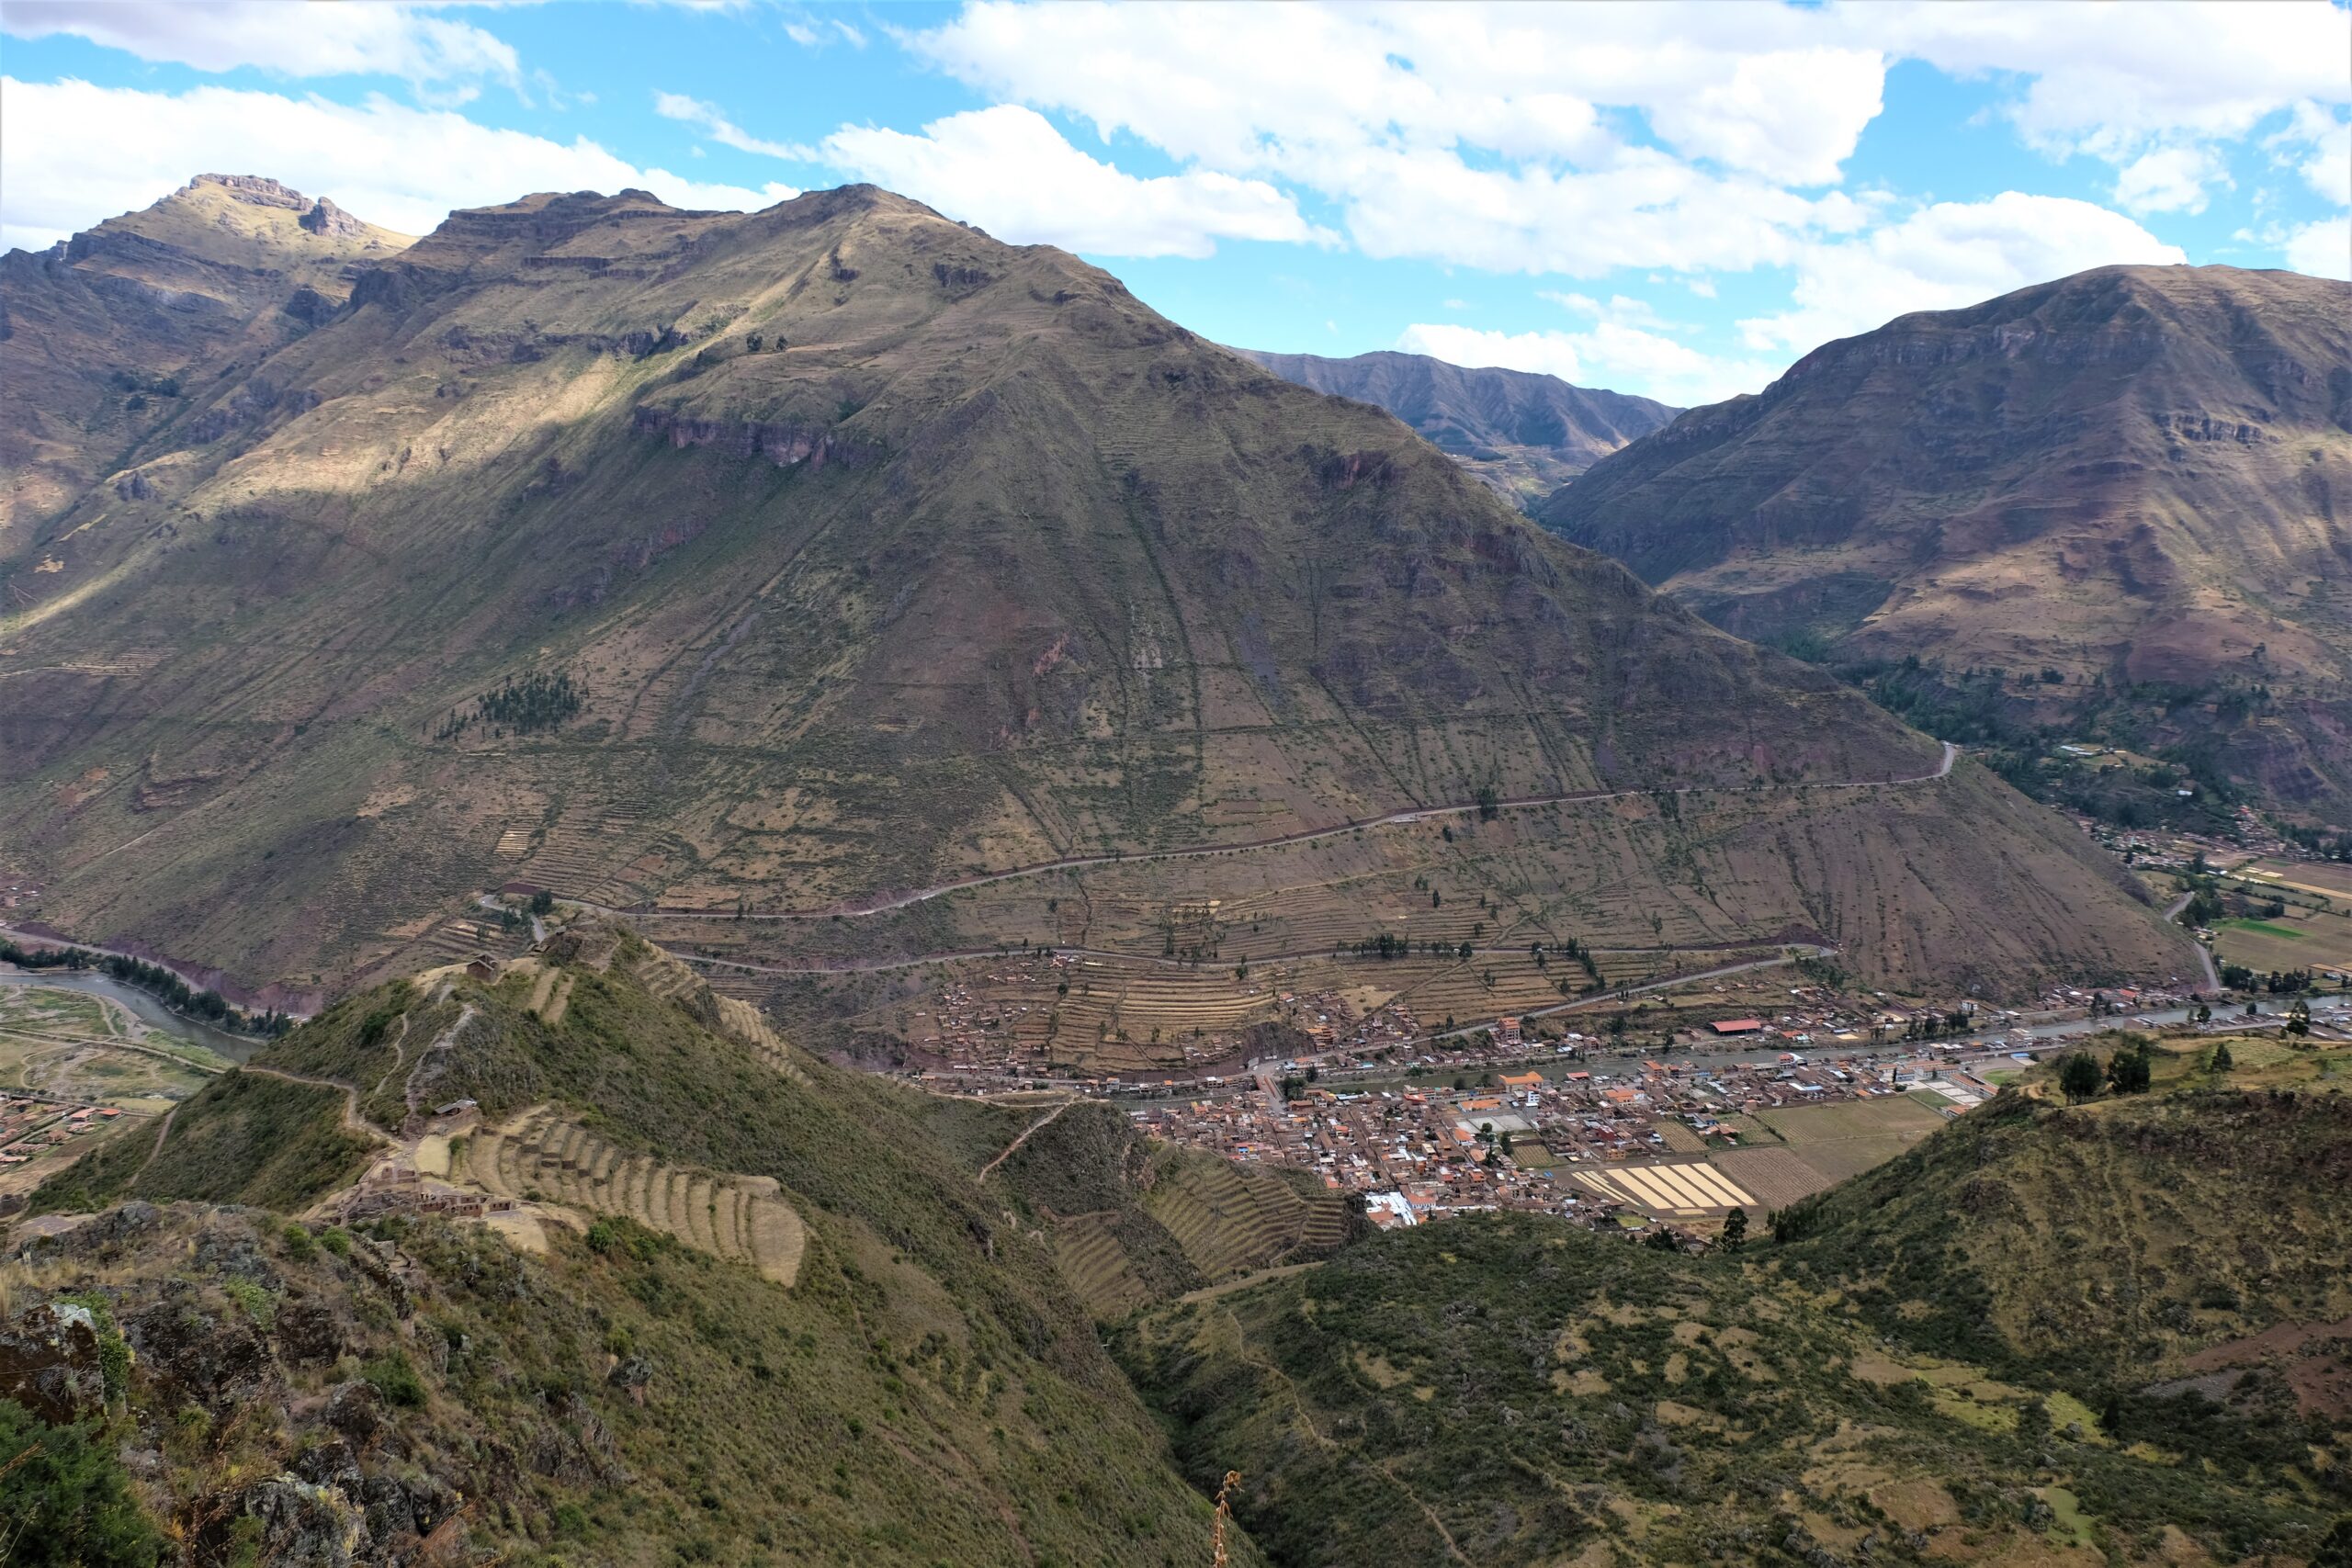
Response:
461,1102,807,1285
2,180,2190,1010
1544,264,2352,819
25,924,1261,1566
967,1097,1359,1320
1119,1043,2352,1568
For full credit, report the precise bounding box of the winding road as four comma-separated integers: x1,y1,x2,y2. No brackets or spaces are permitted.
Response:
560,743,1962,924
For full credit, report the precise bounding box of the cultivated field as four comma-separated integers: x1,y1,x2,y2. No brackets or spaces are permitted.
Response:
1753,1096,1949,1184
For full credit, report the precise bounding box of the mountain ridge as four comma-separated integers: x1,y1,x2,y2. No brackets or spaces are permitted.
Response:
1235,345,1676,503
1539,263,2352,818
0,179,2194,1010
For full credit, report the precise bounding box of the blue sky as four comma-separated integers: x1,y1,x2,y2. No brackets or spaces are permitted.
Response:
3,0,2346,405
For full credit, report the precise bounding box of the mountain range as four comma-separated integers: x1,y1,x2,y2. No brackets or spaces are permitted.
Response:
1540,265,2352,820
0,176,2194,1008
1234,347,1676,503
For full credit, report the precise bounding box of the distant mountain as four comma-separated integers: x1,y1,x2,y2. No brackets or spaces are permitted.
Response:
1541,265,2352,819
1236,347,1676,504
0,181,2192,1006
0,173,413,529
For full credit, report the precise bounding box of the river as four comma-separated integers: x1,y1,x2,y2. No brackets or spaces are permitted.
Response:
0,967,264,1062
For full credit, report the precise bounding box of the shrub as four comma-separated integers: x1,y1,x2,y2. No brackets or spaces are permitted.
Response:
0,1400,164,1567
363,1350,428,1408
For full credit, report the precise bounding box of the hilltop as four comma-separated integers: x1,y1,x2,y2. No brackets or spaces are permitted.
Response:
0,180,2194,1018
13,924,1290,1566
1541,265,2352,821
1235,347,1675,504
1119,1037,2352,1568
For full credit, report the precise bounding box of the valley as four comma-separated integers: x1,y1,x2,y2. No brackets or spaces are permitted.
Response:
0,150,2344,1568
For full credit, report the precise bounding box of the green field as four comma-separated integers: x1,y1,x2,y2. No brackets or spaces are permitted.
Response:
1755,1095,1947,1183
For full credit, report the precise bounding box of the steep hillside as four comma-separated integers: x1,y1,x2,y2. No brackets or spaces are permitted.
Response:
16,927,1266,1566
1235,347,1675,503
1120,1042,2352,1568
1542,265,2352,818
1776,1033,2352,1383
0,181,2192,1007
0,173,413,532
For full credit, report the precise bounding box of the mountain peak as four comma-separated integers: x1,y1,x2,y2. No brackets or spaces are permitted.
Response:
1544,260,2352,818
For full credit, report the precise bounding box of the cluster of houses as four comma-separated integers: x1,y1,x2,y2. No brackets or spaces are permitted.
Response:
0,1092,123,1171
1132,1046,1984,1232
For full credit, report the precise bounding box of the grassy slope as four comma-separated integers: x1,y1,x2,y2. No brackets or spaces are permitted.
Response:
1774,1036,2352,1383
1118,1043,2352,1568
28,936,1262,1566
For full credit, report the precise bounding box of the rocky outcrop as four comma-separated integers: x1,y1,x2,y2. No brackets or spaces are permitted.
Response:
630,404,881,470
0,1301,107,1422
188,173,310,210
300,197,368,239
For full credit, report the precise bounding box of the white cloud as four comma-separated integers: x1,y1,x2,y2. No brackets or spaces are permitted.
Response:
2270,101,2352,209
899,1,2349,281
1859,0,2352,165
1645,48,1886,186
2282,217,2351,279
910,3,1889,198
1686,277,1718,299
654,91,815,161
1738,191,2186,355
0,1,521,93
820,105,1327,258
2111,145,2229,216
1400,319,1775,406
0,77,797,252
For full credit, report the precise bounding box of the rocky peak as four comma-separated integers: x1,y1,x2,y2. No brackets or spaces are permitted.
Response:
187,173,310,210
300,196,368,238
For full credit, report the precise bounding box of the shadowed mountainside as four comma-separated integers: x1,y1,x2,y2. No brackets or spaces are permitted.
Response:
1541,265,2352,818
0,182,2190,1001
1236,346,1675,504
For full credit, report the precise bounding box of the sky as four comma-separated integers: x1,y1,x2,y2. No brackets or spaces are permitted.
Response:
2,0,2346,407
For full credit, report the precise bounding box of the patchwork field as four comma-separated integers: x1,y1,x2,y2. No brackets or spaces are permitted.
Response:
0,983,228,1196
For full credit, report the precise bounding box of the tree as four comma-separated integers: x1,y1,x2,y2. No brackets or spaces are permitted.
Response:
1720,1206,1748,1251
2059,1051,2103,1104
0,1401,164,1567
2288,998,2312,1038
2106,1038,2153,1095
529,888,555,916
2210,1042,2233,1072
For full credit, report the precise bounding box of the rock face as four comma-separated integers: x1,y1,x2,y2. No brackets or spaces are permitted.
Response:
1237,346,1676,503
1541,264,2352,817
0,181,2195,998
300,196,369,238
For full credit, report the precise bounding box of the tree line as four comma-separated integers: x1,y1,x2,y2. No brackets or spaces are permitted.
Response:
0,939,291,1037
